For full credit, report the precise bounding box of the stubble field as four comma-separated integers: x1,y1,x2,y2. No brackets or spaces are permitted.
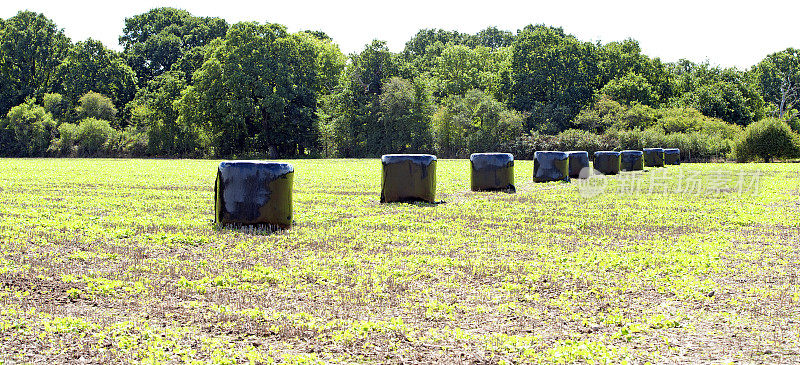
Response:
0,158,799,364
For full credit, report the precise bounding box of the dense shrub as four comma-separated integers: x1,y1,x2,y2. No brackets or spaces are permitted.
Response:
502,131,554,160
77,92,118,123
551,129,618,154
76,118,116,156
118,127,149,156
1,99,56,156
42,93,70,123
782,110,800,133
49,122,78,156
503,130,617,159
733,118,800,162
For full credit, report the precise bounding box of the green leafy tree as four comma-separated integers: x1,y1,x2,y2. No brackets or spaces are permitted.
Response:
325,40,404,156
433,90,523,157
51,39,137,114
600,72,659,106
468,27,514,50
76,91,118,122
752,48,800,118
298,33,346,96
0,11,71,116
42,93,70,123
170,42,220,84
176,22,322,157
403,27,514,71
301,30,332,41
126,71,196,155
511,25,602,133
403,29,469,70
431,45,486,97
669,61,764,125
378,77,434,153
0,99,56,156
597,38,675,99
120,8,228,85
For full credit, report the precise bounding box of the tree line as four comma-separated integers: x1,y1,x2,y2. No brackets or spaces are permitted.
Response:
1,8,799,161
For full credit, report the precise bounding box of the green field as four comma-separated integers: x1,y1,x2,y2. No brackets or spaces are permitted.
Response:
1,158,799,363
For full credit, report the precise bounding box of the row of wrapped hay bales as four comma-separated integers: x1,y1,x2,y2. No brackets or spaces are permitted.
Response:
592,148,679,175
213,148,682,227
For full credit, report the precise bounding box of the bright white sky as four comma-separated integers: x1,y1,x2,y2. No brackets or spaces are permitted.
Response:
2,0,799,69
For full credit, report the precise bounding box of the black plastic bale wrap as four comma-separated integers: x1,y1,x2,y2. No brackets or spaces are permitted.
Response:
533,151,570,182
214,161,294,228
643,148,665,167
593,151,621,175
620,150,644,171
381,154,437,203
566,151,590,178
664,148,681,165
470,153,515,192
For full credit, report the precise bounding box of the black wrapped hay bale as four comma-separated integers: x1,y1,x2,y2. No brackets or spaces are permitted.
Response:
470,153,515,192
664,148,681,165
593,151,621,175
567,151,590,179
214,161,294,228
533,151,569,182
381,154,437,203
620,150,644,171
643,148,665,167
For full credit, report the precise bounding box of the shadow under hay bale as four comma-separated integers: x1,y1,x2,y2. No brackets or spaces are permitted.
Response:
664,148,681,165
567,151,590,179
534,151,569,182
644,148,665,167
620,150,644,172
381,154,437,203
593,151,621,175
470,153,515,192
214,161,294,228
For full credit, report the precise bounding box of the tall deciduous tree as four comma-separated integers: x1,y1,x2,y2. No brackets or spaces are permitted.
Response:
119,8,228,85
670,61,764,126
433,90,523,157
176,22,323,157
325,40,405,156
753,48,800,118
599,72,659,106
0,11,70,116
511,25,602,133
50,39,137,114
127,71,197,155
378,77,434,153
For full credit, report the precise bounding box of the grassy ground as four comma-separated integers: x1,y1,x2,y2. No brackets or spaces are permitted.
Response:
0,158,798,364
